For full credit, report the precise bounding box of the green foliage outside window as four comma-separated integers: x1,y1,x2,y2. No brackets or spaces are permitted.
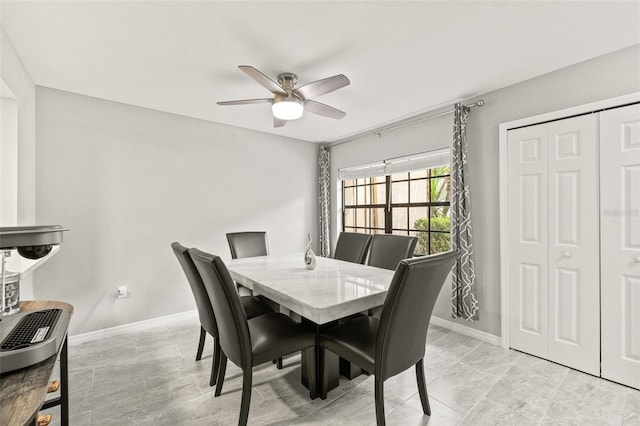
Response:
414,166,452,255
414,216,451,255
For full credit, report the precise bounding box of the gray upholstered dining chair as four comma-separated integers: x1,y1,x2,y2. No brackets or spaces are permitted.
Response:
367,234,418,270
319,250,457,425
171,242,273,387
333,232,372,264
226,231,269,259
189,248,317,426
366,234,418,318
225,230,284,368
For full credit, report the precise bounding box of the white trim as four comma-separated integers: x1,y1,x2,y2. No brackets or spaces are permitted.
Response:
498,92,640,350
430,316,501,346
68,310,198,345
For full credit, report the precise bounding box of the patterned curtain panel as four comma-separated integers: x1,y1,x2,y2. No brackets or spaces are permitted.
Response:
450,103,479,320
319,145,331,257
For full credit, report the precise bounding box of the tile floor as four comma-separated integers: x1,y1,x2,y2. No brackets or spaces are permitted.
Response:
45,315,639,425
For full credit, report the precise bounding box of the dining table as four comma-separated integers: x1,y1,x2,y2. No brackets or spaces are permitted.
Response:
226,253,396,399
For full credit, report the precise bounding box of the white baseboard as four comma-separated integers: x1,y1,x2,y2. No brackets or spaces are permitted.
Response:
69,310,501,347
430,316,501,346
69,310,198,345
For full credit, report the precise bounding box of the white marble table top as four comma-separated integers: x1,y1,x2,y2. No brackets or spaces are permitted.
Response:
226,253,396,325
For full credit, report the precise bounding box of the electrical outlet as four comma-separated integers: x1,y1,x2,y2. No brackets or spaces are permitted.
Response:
116,286,129,299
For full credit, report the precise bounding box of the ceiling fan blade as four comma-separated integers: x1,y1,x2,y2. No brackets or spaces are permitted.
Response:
304,100,346,119
295,74,350,100
238,65,287,96
274,117,287,128
217,98,273,106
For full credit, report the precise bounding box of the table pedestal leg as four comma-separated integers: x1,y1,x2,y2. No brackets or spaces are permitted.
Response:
339,358,363,380
319,349,339,399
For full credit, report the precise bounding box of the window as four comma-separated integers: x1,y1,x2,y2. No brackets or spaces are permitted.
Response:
341,152,451,256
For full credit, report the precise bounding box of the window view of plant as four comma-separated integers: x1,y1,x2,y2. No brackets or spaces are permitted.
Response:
342,165,451,255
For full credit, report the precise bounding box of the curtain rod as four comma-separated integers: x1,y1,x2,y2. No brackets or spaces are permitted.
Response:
329,99,484,147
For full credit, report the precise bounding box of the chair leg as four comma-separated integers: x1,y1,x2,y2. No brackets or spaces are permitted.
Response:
276,357,283,369
374,376,386,426
238,368,253,426
215,353,227,397
210,339,221,386
415,358,431,415
196,326,206,361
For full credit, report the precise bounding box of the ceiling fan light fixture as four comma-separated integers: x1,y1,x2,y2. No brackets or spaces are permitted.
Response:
272,98,303,120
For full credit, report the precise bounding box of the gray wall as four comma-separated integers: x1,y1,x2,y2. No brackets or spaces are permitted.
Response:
34,88,320,335
1,28,38,298
330,44,640,337
1,28,37,225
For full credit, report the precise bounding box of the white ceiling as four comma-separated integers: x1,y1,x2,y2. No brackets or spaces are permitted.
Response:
1,1,639,143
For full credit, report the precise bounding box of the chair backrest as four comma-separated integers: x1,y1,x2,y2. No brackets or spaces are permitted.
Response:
367,234,417,270
226,232,269,259
171,242,217,336
189,248,252,369
333,232,372,264
375,250,457,380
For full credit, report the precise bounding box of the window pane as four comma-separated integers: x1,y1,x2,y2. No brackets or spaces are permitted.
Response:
430,165,450,178
371,208,385,229
411,230,429,256
391,172,409,182
392,207,407,230
343,179,356,187
430,232,451,254
356,208,366,227
391,181,408,204
356,185,366,205
372,183,385,205
410,170,427,179
431,208,451,231
371,175,385,185
356,178,366,186
392,230,408,236
431,177,450,202
344,186,355,206
344,209,355,227
410,179,428,203
409,207,428,230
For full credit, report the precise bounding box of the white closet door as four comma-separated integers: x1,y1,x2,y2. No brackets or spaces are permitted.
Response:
601,104,640,390
508,124,549,359
547,115,600,375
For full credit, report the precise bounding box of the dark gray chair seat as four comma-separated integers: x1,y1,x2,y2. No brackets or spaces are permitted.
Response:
190,248,317,426
248,312,316,366
322,316,377,373
320,251,457,425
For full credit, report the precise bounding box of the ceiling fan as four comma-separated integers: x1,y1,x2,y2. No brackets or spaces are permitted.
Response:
217,65,350,128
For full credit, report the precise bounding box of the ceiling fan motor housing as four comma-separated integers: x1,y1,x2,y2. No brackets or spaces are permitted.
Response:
277,73,298,91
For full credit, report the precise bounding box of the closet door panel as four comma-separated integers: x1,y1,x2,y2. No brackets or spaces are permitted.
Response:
547,115,600,376
507,124,549,358
601,104,640,390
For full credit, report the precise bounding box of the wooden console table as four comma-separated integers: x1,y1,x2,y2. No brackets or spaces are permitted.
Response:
0,300,73,426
